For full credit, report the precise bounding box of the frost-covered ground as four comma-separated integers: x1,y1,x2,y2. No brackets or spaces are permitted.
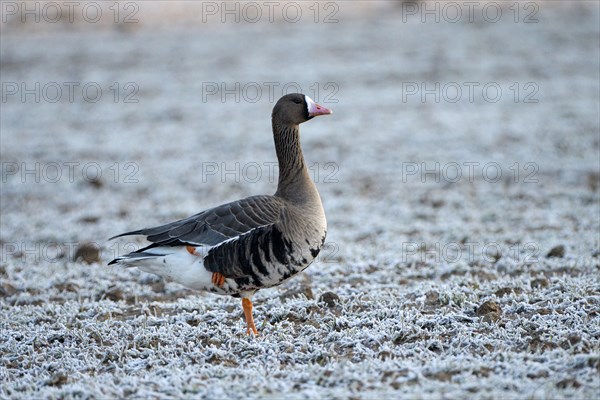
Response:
1,1,599,398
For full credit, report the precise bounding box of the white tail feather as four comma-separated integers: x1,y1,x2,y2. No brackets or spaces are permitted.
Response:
115,246,215,291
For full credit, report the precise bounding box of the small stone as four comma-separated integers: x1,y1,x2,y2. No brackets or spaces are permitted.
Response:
476,300,502,322
476,300,502,316
55,282,80,292
87,177,104,189
101,286,125,302
494,287,513,297
74,242,101,264
425,290,440,305
561,334,581,348
546,245,565,258
587,171,599,191
79,215,100,224
526,370,549,379
531,278,549,289
186,315,201,327
0,282,18,297
151,280,166,293
427,342,443,353
556,378,581,389
318,291,340,307
46,372,68,387
431,199,445,208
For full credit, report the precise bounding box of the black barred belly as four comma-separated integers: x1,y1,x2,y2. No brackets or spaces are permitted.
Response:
204,226,316,291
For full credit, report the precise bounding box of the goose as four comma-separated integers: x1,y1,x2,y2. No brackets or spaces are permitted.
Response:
109,93,333,335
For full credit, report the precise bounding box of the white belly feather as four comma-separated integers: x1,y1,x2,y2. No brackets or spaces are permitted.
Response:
117,246,232,293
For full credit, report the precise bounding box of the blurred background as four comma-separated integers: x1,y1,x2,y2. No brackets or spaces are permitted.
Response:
2,0,598,255
1,1,599,398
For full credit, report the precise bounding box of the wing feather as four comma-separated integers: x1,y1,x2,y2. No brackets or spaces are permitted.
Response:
110,195,284,248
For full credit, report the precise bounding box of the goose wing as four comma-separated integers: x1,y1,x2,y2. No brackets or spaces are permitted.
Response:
111,195,284,248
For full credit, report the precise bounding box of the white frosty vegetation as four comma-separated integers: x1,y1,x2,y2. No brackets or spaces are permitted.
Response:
1,2,599,399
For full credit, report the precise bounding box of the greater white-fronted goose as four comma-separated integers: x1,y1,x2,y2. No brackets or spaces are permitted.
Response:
109,93,333,335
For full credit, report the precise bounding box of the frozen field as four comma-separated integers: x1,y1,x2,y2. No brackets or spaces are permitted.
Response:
1,1,599,398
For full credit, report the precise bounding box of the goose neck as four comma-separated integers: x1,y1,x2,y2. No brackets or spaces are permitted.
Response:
272,121,314,200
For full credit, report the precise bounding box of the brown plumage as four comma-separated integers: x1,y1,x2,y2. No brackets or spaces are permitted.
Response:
109,93,333,335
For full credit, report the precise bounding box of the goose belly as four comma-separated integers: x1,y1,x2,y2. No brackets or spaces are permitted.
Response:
273,228,328,285
205,225,327,291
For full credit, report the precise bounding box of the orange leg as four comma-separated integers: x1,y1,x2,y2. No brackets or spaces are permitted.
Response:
212,272,225,287
242,297,258,336
186,245,197,255
187,246,225,287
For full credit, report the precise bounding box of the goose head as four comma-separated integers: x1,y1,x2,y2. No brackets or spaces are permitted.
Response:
272,93,333,126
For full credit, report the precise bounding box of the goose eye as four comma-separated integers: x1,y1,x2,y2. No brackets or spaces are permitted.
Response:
293,98,302,104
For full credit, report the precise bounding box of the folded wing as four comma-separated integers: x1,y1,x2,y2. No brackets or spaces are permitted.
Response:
111,195,284,249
